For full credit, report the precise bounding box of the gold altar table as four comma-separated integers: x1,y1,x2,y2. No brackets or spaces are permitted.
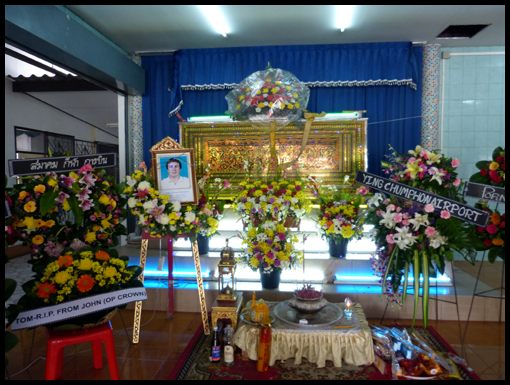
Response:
211,293,243,331
233,301,374,368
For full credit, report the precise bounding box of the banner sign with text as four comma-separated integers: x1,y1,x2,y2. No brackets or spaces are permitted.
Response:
10,287,147,330
355,170,489,227
463,182,505,204
8,153,116,177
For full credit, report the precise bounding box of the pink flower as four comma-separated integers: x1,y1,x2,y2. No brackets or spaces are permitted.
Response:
486,224,498,234
452,159,460,168
387,204,396,212
408,157,416,164
79,172,97,186
223,180,233,189
440,210,451,219
386,234,395,244
79,164,94,173
402,220,411,226
453,178,461,187
424,204,435,213
425,226,436,236
394,213,403,223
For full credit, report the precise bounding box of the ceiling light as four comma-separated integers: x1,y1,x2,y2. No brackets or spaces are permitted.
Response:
336,5,355,32
198,5,229,38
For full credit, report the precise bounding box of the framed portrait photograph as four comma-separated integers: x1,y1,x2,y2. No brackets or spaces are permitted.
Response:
151,148,198,205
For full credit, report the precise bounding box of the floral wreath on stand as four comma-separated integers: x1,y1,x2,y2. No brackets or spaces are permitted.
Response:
366,145,481,328
467,147,506,263
4,165,143,329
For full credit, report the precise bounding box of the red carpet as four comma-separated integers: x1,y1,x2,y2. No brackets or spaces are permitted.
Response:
169,324,480,380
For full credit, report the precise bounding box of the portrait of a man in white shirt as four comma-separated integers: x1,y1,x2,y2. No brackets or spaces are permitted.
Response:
160,158,190,190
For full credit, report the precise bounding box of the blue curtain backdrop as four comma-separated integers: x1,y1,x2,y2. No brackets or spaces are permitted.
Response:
142,42,422,176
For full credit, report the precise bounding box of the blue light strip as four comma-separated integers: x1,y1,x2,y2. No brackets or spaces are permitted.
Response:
335,274,451,283
144,270,210,278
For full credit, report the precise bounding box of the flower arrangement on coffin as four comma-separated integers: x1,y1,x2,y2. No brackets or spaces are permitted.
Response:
125,164,198,239
469,146,505,187
473,201,505,263
13,247,143,329
312,174,372,256
5,165,128,261
225,65,310,130
237,222,303,274
367,145,481,328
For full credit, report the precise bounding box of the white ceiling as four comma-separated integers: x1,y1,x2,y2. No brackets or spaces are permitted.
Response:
64,5,505,53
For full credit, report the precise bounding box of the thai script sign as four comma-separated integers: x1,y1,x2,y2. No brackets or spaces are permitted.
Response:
10,287,147,330
8,153,116,177
463,182,505,204
355,170,489,227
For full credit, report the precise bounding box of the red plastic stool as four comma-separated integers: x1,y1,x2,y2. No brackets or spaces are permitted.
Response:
45,320,119,380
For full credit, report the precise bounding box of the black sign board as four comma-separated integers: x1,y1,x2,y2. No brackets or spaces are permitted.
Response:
355,170,489,227
463,182,505,204
8,153,116,177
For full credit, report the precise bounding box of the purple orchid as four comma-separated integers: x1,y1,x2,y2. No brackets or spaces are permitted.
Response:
79,199,94,211
56,191,70,204
79,172,97,186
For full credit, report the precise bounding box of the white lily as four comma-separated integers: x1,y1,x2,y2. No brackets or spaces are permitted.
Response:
379,211,396,229
429,167,446,185
425,150,443,165
393,226,418,250
368,193,384,208
408,213,430,231
428,233,448,249
409,145,424,157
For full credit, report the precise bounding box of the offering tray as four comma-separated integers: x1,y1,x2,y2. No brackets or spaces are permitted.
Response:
240,313,275,327
274,300,343,329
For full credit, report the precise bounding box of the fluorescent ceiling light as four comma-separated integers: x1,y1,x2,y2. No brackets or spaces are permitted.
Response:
336,5,355,32
198,5,229,38
189,115,231,122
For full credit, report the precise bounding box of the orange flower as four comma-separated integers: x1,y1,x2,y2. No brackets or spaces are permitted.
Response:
95,250,110,261
45,220,56,228
492,238,505,246
37,282,57,299
490,213,501,225
32,235,44,245
18,191,27,200
35,219,46,228
24,201,36,213
34,184,46,194
77,275,95,293
57,254,73,268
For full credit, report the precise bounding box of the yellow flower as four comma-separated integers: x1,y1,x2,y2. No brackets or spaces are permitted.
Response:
123,186,132,194
256,90,261,95
101,218,111,229
34,185,46,194
54,271,71,285
24,201,36,213
489,162,500,171
45,220,55,228
47,178,57,187
62,199,71,211
32,235,44,245
292,93,298,98
237,105,241,109
78,258,93,270
263,88,269,93
99,195,111,205
186,205,192,211
84,231,97,244
258,102,265,108
286,86,292,91
246,87,251,91
104,266,117,278
295,102,300,109
239,95,245,101
70,172,79,180
340,226,355,239
287,103,294,109
18,191,27,200
271,88,278,94
23,217,36,231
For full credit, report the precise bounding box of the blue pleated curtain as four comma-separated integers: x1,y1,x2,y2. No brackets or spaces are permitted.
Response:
142,42,422,176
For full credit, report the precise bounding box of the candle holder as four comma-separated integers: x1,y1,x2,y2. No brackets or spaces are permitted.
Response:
344,297,353,320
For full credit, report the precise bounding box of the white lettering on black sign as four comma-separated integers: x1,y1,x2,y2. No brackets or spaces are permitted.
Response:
355,170,489,227
463,182,505,204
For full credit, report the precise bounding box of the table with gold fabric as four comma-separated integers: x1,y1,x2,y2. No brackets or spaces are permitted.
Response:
233,301,374,368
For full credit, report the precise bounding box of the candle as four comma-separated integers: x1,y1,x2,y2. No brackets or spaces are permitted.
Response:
344,297,352,310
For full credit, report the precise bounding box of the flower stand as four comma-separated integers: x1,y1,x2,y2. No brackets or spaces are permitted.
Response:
328,239,348,258
45,320,119,380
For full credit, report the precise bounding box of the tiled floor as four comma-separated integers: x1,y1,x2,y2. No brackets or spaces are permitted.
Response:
4,310,505,380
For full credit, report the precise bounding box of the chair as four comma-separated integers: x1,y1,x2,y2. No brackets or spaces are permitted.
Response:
45,320,119,380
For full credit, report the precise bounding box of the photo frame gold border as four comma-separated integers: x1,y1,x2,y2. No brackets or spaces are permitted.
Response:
149,137,199,205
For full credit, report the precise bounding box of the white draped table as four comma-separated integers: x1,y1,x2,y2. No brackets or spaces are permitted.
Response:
233,301,374,368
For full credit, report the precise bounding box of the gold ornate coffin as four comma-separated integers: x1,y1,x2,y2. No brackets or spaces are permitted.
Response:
179,119,367,197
